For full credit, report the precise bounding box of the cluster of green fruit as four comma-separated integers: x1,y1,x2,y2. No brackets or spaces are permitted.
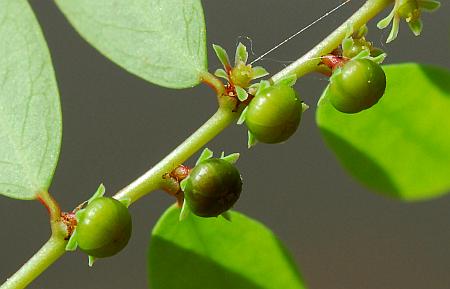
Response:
68,27,391,262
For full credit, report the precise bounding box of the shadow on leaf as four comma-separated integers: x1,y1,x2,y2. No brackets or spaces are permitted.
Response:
148,236,264,289
320,128,401,199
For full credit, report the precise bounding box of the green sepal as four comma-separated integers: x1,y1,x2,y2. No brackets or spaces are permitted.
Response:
221,211,232,222
252,66,269,79
386,16,400,43
237,106,249,125
352,49,371,60
213,44,231,69
179,201,191,221
255,80,271,96
418,0,440,11
214,68,228,80
87,183,106,204
248,131,257,148
377,9,395,29
180,177,189,192
236,86,248,102
353,25,368,39
342,37,354,54
344,23,354,38
65,229,78,251
220,153,240,164
408,18,423,36
317,85,330,107
370,53,387,64
88,256,96,267
196,148,214,165
235,42,248,66
274,74,297,87
301,102,310,113
118,198,131,208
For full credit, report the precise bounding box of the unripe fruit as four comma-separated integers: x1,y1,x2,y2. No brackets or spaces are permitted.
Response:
245,84,302,143
329,59,386,113
184,158,242,217
76,197,132,258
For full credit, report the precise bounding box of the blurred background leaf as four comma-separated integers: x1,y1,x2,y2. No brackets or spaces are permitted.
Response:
317,63,450,201
148,205,306,289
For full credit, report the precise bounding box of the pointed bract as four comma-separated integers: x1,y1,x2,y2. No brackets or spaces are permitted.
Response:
213,44,231,69
196,148,214,165
236,86,249,102
235,42,248,66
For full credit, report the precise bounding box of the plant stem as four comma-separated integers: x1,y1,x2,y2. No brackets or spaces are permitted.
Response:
271,0,393,82
1,192,67,289
0,236,66,289
114,105,239,204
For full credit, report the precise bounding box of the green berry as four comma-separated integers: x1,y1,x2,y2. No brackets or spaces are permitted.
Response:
184,158,242,217
245,84,302,144
76,197,132,258
329,59,386,114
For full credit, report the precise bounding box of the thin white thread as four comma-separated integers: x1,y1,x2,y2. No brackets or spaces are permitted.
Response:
250,0,352,65
236,36,257,56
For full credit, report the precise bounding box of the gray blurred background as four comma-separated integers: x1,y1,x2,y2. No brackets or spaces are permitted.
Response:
1,0,449,288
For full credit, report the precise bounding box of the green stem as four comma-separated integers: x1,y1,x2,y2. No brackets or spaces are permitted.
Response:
0,237,66,289
114,105,239,204
271,0,393,82
1,192,67,289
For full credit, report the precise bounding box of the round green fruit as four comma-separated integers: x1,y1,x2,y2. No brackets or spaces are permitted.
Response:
245,84,302,144
76,197,132,258
329,59,386,114
184,158,242,217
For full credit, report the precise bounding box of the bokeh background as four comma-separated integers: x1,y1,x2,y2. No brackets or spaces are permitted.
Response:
1,1,449,288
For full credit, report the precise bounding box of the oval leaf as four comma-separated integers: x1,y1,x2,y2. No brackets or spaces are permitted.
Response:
55,0,207,89
0,0,62,200
317,63,450,201
148,205,306,289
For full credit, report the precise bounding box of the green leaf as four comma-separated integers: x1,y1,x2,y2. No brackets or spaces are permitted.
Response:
316,63,450,201
55,0,207,89
148,205,306,289
0,0,62,200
